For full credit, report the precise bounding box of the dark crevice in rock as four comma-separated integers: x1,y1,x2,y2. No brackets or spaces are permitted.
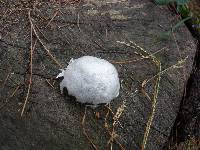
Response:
165,17,200,149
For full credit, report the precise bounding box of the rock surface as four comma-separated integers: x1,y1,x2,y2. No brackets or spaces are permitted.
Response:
0,0,197,149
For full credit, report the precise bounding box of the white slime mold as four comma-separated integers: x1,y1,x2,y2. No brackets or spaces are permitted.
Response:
56,56,120,106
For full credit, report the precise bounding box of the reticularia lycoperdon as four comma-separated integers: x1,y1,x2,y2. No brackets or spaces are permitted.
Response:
56,56,120,106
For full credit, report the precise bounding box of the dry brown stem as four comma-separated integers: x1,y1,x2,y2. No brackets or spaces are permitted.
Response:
81,107,98,150
21,12,36,116
104,105,125,150
28,10,62,68
45,10,59,28
0,85,20,110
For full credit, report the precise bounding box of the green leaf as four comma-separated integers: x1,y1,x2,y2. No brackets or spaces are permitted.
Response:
158,16,191,41
177,4,190,17
171,16,191,32
154,0,175,5
176,0,190,5
159,31,171,40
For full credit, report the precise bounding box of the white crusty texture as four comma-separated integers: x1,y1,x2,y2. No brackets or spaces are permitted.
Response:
57,56,120,105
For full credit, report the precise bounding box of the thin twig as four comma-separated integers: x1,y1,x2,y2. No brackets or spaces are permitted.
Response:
77,13,81,31
21,13,36,116
28,10,62,68
45,10,58,28
46,79,54,88
35,25,48,41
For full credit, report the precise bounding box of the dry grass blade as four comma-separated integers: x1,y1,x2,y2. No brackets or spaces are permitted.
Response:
141,81,152,102
113,100,126,127
129,41,162,150
141,57,187,149
116,41,161,150
0,85,20,110
141,59,161,150
104,104,125,150
144,57,187,85
46,79,54,88
105,105,123,128
81,107,98,150
21,11,36,116
114,41,166,64
115,40,183,150
1,68,11,88
28,10,62,68
45,10,58,28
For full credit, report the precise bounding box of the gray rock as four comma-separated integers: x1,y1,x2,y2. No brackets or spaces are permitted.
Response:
0,0,196,150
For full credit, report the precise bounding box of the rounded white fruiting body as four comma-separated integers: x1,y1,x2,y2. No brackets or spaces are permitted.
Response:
57,56,120,106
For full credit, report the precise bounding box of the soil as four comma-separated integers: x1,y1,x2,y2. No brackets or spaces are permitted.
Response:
0,0,198,150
